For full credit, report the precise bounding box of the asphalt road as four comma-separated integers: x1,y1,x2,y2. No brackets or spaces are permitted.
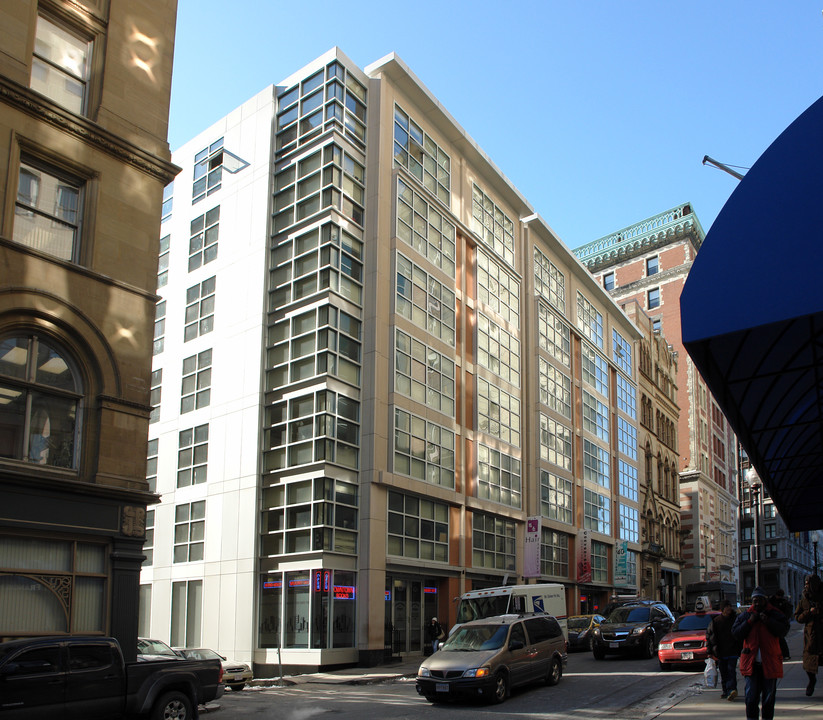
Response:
206,647,702,720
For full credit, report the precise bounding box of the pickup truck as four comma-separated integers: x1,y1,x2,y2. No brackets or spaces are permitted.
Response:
0,635,223,719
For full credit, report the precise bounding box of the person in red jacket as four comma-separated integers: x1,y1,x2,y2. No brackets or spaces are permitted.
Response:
732,586,791,720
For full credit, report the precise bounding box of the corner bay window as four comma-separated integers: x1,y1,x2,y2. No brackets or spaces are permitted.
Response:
0,335,82,468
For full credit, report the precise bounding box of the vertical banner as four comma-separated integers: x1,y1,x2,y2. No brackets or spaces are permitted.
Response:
577,529,592,583
614,540,629,587
524,516,541,577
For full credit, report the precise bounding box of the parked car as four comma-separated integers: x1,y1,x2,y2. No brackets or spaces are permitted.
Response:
0,635,223,719
567,614,605,651
175,647,253,691
416,613,567,704
591,600,675,659
657,610,720,670
136,637,183,662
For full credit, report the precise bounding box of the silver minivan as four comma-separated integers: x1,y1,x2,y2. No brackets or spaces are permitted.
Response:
416,613,567,704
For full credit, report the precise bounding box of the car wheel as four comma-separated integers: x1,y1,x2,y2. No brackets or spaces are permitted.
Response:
151,691,192,720
588,635,595,652
546,657,562,686
592,646,605,660
228,683,246,691
643,634,655,659
491,671,508,704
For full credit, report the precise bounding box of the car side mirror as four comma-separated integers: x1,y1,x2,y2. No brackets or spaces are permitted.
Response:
509,639,525,651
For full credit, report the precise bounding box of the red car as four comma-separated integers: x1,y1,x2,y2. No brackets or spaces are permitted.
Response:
657,610,719,670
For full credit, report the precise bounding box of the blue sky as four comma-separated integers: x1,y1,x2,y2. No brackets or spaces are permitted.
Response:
168,1,823,249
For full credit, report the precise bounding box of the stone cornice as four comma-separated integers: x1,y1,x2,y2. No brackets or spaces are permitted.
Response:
0,76,180,184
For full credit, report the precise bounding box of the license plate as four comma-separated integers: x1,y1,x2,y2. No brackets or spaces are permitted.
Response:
682,652,694,660
609,642,619,648
436,683,449,693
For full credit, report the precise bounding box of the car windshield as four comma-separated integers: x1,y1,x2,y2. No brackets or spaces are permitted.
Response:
455,596,510,624
137,640,178,657
608,607,650,623
568,617,591,630
179,648,221,661
441,624,509,651
672,614,713,632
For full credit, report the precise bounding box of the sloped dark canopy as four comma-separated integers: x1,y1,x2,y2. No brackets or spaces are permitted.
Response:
681,95,823,531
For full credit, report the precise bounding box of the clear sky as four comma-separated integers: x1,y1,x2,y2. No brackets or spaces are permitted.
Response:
167,0,823,250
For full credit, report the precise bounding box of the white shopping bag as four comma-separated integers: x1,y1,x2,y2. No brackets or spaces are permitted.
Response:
704,657,717,688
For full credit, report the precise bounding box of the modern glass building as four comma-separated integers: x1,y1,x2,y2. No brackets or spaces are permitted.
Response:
140,48,644,673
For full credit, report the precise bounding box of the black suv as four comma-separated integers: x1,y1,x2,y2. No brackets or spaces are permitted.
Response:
591,600,674,659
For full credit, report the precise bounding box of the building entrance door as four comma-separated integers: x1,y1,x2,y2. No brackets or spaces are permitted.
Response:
385,576,422,656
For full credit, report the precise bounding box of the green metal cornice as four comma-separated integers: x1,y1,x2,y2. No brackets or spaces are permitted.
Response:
573,203,705,271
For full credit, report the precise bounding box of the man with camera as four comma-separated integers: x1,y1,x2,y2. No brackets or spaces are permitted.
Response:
732,586,790,720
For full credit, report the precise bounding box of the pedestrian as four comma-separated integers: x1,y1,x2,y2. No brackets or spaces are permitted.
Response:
427,616,444,654
706,599,743,701
795,574,823,696
769,588,793,660
732,586,790,720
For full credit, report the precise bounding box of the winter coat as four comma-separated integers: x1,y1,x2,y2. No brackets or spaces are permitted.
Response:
795,594,823,673
732,602,790,679
426,621,443,642
706,612,742,658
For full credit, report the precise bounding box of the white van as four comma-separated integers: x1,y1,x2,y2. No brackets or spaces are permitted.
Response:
453,584,567,638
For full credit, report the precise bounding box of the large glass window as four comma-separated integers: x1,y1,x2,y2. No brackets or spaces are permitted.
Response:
478,314,520,386
173,501,205,563
184,277,216,342
14,158,83,262
591,540,608,583
477,377,520,447
618,459,638,502
260,477,358,556
539,358,571,418
171,580,202,647
395,178,456,277
617,373,637,419
31,14,91,114
584,490,611,535
189,206,219,271
540,529,569,577
618,417,637,460
534,247,565,313
540,469,573,524
0,335,82,469
539,413,572,471
393,408,454,488
394,329,455,416
583,391,609,442
395,253,455,346
177,424,208,487
153,301,166,356
157,235,170,289
263,389,360,472
180,350,212,413
472,185,514,267
477,250,519,328
270,222,363,307
576,292,603,349
393,105,450,205
583,439,610,488
266,303,361,389
387,490,448,562
619,504,639,543
477,444,521,508
582,344,609,397
613,330,633,377
537,303,571,367
0,537,107,635
472,512,515,571
192,138,224,203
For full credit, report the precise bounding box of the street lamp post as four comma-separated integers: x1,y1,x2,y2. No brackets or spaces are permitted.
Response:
745,468,762,591
812,531,820,576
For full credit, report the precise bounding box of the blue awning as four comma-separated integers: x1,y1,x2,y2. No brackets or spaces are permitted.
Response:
681,95,823,531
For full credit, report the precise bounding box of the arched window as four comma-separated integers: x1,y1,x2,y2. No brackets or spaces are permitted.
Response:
0,334,82,468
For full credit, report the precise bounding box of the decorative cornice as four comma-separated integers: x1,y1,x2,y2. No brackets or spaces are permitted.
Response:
574,203,705,272
0,76,180,184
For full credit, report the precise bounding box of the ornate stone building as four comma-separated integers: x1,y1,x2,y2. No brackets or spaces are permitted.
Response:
0,0,178,657
622,300,684,608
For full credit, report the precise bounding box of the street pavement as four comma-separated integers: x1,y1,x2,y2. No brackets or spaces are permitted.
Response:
232,623,821,719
